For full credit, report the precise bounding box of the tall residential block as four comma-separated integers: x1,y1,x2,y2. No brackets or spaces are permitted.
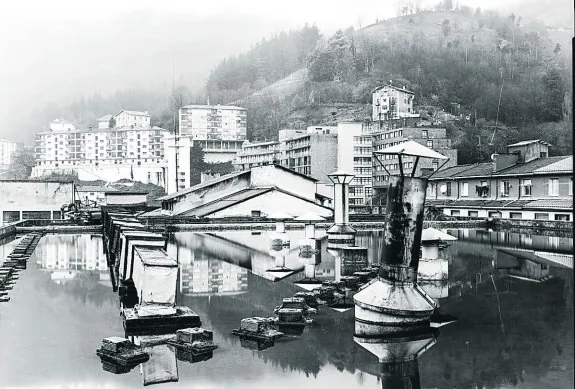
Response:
32,118,168,186
0,138,20,171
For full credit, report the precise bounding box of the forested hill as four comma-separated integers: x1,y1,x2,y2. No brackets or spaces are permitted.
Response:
206,6,572,162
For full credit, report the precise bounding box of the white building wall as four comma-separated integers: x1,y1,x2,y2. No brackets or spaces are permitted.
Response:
0,139,18,168
249,165,316,201
207,190,332,219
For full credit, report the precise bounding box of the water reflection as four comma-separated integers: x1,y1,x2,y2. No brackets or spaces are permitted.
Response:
0,229,572,389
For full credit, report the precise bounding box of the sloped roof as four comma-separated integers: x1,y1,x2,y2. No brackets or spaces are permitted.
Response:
97,114,113,122
374,140,449,159
507,139,551,147
158,170,249,201
176,188,273,217
523,199,573,210
533,156,573,174
500,156,569,175
181,104,246,111
429,164,483,179
117,110,150,117
77,185,118,193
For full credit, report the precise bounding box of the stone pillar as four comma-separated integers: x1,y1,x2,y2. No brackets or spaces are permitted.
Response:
354,175,436,334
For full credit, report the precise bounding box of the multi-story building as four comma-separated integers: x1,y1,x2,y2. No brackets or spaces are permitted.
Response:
280,131,338,183
179,105,247,140
233,141,280,171
97,115,114,129
115,110,151,128
372,85,418,122
337,121,376,214
426,140,573,221
372,127,457,187
175,104,247,164
0,138,19,170
32,118,169,187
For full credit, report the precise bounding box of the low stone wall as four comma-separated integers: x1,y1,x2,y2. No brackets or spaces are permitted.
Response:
0,223,17,239
15,225,101,234
492,218,573,234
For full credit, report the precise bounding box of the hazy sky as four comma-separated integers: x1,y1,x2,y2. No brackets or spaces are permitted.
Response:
0,0,567,142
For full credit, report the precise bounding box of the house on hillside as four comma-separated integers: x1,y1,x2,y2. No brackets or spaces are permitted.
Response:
144,164,333,219
426,140,573,221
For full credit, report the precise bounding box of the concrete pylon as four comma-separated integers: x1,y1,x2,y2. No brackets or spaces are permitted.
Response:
327,171,356,250
354,176,437,335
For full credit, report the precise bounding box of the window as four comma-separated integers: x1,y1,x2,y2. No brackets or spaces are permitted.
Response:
469,211,479,217
479,180,489,198
535,213,549,220
451,210,460,216
488,211,502,218
446,182,452,196
251,210,261,218
426,140,433,148
521,179,532,196
461,182,469,197
570,178,573,196
422,130,428,138
548,178,559,196
432,161,438,171
510,212,522,219
501,180,510,197
555,214,570,221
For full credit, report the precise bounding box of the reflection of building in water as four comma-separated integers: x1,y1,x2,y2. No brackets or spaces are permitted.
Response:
494,248,566,282
450,229,573,255
131,335,179,385
34,234,108,284
171,236,249,295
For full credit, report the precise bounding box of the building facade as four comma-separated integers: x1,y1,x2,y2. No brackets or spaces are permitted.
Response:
0,138,19,170
0,180,75,224
179,105,247,141
280,132,338,183
32,119,168,187
372,127,458,188
426,141,573,221
233,141,280,171
115,110,151,128
337,121,375,214
372,85,418,122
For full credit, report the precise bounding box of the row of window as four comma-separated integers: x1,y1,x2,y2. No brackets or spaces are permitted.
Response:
449,209,571,221
431,178,573,197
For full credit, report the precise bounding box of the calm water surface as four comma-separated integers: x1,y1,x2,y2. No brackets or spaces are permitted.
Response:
0,229,572,389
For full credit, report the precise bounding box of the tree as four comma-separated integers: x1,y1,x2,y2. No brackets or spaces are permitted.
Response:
442,20,451,37
7,147,36,179
542,68,565,122
108,116,116,128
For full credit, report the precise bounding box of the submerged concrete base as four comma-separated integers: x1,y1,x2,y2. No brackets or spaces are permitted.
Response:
353,277,437,336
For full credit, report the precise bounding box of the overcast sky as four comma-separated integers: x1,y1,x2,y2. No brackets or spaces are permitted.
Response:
0,0,568,142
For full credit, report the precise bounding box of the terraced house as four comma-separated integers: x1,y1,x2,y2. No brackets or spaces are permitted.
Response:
426,140,573,221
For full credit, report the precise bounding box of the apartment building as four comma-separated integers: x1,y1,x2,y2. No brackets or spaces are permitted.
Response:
426,140,573,221
372,127,457,187
233,141,280,171
115,110,151,128
32,119,169,186
280,132,338,183
337,121,376,214
0,138,20,170
179,105,247,141
372,85,418,122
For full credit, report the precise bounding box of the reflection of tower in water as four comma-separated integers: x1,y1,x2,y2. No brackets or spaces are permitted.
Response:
354,322,439,389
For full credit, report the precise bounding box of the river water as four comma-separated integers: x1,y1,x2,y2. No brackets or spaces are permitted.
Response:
0,229,572,388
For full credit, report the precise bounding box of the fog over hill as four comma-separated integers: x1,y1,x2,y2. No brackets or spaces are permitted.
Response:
0,0,571,144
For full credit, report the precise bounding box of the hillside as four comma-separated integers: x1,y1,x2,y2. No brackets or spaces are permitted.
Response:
207,7,572,159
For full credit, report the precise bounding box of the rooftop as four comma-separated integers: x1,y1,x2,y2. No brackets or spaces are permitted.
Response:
76,185,118,193
97,114,113,122
507,139,552,147
117,110,150,117
180,104,246,111
372,84,415,95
